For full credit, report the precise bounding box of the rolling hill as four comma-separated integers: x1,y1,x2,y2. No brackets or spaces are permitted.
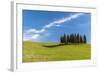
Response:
23,41,91,62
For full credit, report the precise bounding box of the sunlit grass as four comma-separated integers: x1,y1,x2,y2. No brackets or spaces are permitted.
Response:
23,41,91,62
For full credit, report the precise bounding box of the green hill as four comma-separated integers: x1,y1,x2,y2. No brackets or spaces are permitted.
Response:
23,41,91,62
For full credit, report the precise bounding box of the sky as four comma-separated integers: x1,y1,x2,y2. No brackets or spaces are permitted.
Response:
23,10,91,43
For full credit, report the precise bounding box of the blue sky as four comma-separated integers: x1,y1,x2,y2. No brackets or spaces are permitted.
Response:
23,10,91,43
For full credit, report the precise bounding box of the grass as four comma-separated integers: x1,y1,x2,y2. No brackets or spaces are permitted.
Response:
23,41,91,62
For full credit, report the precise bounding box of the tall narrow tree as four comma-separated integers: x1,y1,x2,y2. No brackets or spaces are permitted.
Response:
80,35,83,43
67,35,69,44
74,34,77,43
83,35,87,43
76,33,80,43
60,36,63,43
63,34,67,44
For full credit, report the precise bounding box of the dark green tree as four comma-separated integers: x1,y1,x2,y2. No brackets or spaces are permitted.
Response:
83,35,87,43
63,34,67,44
80,35,83,43
60,36,63,43
74,34,77,43
76,33,80,43
67,35,69,44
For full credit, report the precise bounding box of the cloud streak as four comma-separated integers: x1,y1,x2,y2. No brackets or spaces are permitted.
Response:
24,13,84,41
43,13,84,29
26,28,45,33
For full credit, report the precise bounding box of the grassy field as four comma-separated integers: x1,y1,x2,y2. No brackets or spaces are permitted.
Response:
23,41,91,62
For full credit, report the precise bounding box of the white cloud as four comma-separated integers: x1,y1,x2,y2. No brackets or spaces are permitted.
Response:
43,13,84,29
26,13,84,34
24,13,84,41
31,34,40,39
23,34,40,41
55,25,61,27
27,28,45,33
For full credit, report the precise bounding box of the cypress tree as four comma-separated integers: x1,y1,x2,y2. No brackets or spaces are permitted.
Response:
69,34,71,43
63,34,67,44
76,33,80,43
80,35,83,43
71,34,74,43
83,35,87,43
67,35,69,44
60,36,63,43
74,34,77,43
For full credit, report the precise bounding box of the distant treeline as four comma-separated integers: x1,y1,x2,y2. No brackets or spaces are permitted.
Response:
60,33,87,44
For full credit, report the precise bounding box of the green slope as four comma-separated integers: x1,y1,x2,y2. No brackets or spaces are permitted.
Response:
23,41,91,62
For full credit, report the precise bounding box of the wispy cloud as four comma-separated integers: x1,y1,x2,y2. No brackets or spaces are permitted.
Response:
23,34,40,41
26,28,46,33
43,13,84,29
31,34,40,39
24,13,84,41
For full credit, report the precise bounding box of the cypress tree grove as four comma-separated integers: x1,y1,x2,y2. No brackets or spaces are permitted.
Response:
60,33,87,44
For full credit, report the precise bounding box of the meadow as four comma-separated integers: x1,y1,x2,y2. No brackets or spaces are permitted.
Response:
23,41,91,62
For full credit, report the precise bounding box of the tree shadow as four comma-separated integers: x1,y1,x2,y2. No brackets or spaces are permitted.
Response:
42,43,81,48
42,44,65,48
